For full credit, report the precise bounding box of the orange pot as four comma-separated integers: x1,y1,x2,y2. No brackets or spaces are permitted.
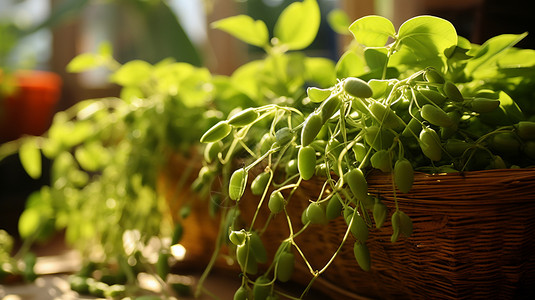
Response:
0,70,62,142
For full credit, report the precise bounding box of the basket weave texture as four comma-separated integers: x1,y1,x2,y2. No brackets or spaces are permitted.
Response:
239,168,535,300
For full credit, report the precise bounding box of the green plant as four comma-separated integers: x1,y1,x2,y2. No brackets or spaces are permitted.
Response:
2,0,535,298
198,8,535,300
0,42,221,297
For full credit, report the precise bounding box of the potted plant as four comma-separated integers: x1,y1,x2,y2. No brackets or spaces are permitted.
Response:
0,22,62,143
196,2,535,300
2,0,535,299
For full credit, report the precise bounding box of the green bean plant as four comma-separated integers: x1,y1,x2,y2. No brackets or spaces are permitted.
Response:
199,12,535,300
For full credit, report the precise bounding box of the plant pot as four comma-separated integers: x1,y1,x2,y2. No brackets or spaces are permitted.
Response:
0,70,62,143
238,168,535,299
157,150,222,268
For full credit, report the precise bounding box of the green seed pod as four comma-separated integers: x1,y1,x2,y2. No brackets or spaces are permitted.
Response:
443,81,463,102
310,139,328,153
347,212,369,243
444,139,471,157
298,146,316,180
419,128,442,161
260,133,276,154
229,168,247,201
88,280,109,298
69,275,90,294
398,210,413,237
234,286,248,300
228,108,259,127
203,141,222,164
469,98,500,113
305,202,327,225
424,67,445,84
251,172,271,196
516,121,535,140
301,113,323,146
276,251,295,283
285,159,299,177
352,142,368,164
369,101,405,131
250,231,268,263
104,285,126,299
200,121,231,143
320,95,341,123
370,150,392,173
229,230,247,246
253,276,271,300
523,140,535,159
491,155,507,169
490,132,521,157
314,162,329,177
344,77,373,98
345,168,368,202
373,200,387,229
365,125,395,151
236,243,258,275
268,191,285,214
417,89,447,107
394,159,414,193
275,127,294,146
301,208,310,225
402,115,423,138
353,242,371,271
391,211,401,243
440,110,461,139
325,138,342,162
421,104,454,127
326,194,343,220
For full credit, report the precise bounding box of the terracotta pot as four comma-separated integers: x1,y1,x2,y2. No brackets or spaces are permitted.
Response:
0,70,62,142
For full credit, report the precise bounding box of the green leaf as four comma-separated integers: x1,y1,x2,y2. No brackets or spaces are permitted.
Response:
274,0,320,50
304,57,336,87
364,47,388,71
327,9,351,35
465,33,528,78
110,60,153,87
212,15,269,48
349,15,395,47
307,87,331,103
18,208,41,239
97,41,113,57
389,46,446,72
335,51,367,78
397,16,457,58
231,60,264,100
66,53,100,73
19,139,42,179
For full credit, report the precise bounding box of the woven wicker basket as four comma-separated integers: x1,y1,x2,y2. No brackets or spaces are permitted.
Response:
238,168,535,299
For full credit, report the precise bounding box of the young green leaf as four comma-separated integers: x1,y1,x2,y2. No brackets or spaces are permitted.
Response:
364,48,388,72
327,9,351,35
110,60,152,87
465,33,528,77
349,15,395,47
19,139,42,179
212,15,269,48
397,16,457,58
335,51,366,78
307,87,331,103
66,53,100,73
274,0,320,50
